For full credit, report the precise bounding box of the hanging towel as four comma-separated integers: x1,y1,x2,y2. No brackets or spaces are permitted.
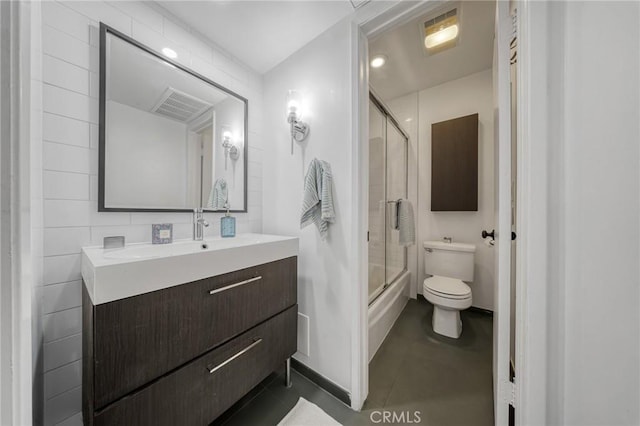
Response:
300,158,335,239
207,178,228,210
397,199,415,247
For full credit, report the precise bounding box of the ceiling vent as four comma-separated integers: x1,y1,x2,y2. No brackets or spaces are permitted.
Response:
151,87,212,122
423,7,460,54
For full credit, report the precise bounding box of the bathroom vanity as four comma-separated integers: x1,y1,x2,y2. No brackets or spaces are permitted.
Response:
81,234,298,426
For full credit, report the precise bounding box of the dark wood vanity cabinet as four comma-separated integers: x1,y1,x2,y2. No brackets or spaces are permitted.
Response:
83,256,298,426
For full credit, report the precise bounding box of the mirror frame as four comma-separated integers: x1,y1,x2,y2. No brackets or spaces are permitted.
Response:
98,23,249,213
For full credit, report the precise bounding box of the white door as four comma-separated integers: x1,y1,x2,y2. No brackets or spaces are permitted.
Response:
493,1,514,424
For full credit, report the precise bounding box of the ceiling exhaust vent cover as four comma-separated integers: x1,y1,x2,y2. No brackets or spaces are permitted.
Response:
152,87,212,122
423,7,460,54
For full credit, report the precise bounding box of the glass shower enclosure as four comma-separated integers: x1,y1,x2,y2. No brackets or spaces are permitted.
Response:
368,94,408,304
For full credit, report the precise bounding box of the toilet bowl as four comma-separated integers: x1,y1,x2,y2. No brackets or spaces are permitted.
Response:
423,276,472,338
423,241,476,339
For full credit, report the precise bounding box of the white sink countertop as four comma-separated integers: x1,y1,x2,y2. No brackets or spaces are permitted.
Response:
82,233,299,305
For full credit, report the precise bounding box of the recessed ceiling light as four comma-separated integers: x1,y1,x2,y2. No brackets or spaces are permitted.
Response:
370,55,387,68
162,47,177,59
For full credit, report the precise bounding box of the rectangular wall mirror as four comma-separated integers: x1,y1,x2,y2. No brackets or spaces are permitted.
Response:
431,113,478,211
99,23,248,212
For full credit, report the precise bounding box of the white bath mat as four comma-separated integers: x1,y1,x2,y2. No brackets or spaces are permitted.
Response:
277,397,342,426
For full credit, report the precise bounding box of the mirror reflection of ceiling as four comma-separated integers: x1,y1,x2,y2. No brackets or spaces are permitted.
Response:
369,1,495,101
108,34,230,121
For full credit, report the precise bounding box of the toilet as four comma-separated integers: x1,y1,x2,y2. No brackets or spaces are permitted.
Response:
423,240,476,338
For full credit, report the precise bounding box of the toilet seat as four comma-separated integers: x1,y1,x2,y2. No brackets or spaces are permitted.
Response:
423,276,471,300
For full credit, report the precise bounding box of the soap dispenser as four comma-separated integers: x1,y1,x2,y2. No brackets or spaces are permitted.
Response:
220,203,236,238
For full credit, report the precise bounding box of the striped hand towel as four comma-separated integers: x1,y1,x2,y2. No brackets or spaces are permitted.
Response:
397,199,415,247
300,159,335,239
207,178,228,210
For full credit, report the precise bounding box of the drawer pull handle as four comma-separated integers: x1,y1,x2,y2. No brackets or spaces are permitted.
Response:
209,276,262,295
208,338,263,374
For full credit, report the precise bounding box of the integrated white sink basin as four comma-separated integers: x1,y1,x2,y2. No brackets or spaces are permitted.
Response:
82,233,298,305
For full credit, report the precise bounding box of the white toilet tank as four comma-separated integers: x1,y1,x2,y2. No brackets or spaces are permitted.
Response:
423,241,476,282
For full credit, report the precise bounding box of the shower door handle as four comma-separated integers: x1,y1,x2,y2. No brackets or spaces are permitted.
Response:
387,200,400,230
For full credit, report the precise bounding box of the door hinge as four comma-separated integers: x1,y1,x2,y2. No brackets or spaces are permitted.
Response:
501,379,516,407
508,379,516,407
367,231,370,242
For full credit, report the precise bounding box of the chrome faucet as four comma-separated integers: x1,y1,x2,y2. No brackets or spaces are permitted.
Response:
193,208,209,241
443,237,452,243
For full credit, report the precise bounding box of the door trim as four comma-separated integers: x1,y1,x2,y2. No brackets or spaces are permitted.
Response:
350,0,541,421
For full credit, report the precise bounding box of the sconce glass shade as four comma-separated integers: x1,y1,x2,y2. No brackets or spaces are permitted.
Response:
285,90,309,153
221,130,239,162
286,90,302,120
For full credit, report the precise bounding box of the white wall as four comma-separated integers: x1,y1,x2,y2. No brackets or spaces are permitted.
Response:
262,19,355,392
557,1,639,424
38,2,263,424
387,70,495,310
105,101,187,209
519,2,639,423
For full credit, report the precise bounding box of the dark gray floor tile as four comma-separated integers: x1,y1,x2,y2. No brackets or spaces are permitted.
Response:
266,370,333,408
221,387,289,426
266,371,355,425
217,298,494,426
365,334,411,409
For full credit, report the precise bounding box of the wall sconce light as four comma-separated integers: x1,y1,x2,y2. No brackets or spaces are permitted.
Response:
286,90,309,154
222,130,239,170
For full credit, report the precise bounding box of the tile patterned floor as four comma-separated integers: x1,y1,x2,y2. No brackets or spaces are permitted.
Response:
213,298,494,426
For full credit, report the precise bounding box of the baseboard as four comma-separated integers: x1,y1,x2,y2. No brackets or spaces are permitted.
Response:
417,294,494,316
468,306,494,317
290,358,351,407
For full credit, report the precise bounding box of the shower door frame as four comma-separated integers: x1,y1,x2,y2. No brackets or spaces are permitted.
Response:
368,92,409,305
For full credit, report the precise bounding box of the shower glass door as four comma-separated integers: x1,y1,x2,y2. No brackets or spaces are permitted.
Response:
368,100,386,302
368,96,408,304
385,118,408,285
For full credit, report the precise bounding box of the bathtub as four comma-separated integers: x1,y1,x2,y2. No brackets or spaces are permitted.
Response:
368,270,410,362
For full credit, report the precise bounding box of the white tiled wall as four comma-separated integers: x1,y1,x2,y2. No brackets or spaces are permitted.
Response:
38,2,263,424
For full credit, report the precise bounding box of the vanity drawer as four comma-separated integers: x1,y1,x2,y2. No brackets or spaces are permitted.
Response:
92,256,297,409
94,305,297,426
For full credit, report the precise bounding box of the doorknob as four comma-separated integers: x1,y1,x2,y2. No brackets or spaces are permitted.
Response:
481,230,495,239
482,229,517,240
